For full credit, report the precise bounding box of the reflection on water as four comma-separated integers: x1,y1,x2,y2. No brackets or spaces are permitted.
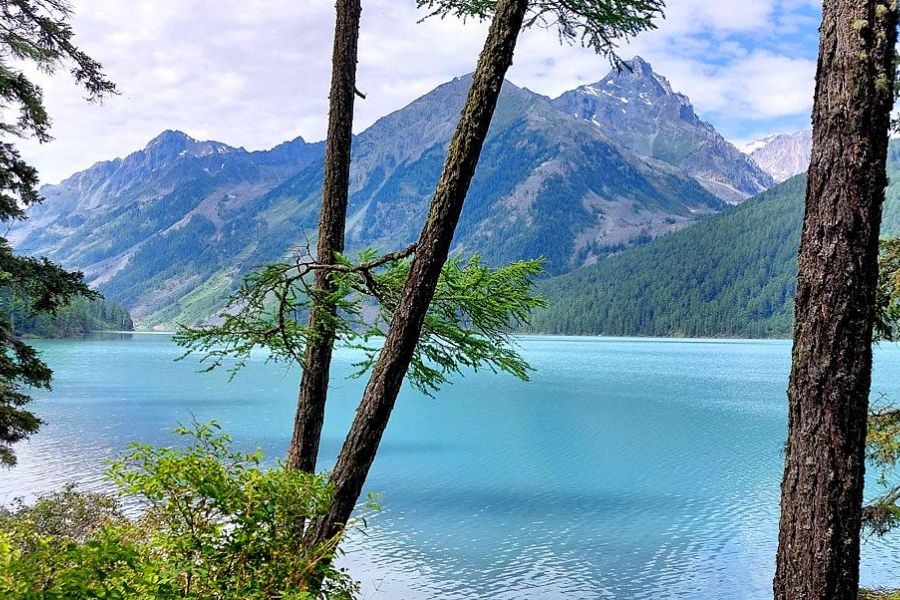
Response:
2,334,899,599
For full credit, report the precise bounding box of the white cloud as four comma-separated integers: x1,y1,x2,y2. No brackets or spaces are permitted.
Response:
656,0,777,35
652,52,815,117
16,0,819,184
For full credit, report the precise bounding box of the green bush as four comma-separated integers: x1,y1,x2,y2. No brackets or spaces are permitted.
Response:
0,421,362,599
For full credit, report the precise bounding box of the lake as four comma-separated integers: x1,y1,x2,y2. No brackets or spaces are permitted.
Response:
2,334,899,598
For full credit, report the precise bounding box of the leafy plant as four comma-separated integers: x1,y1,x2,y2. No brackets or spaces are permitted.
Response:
417,0,664,60
1,421,364,599
864,398,900,536
875,237,900,342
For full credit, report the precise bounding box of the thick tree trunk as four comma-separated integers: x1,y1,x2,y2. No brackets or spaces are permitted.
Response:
305,0,530,547
773,1,897,598
286,0,362,473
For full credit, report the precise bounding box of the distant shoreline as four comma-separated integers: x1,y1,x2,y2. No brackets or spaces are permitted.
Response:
116,329,795,343
92,330,173,335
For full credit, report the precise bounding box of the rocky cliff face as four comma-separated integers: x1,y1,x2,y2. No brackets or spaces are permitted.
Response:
744,130,812,182
554,57,774,204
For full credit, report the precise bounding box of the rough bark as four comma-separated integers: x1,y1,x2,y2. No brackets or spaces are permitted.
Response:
773,1,898,598
305,0,530,547
286,0,362,473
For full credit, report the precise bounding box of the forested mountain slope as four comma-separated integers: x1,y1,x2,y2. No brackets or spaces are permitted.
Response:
527,149,900,338
11,59,763,329
3,293,133,338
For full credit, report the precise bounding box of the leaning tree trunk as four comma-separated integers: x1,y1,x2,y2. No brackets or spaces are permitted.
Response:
773,1,898,598
305,0,530,547
286,0,362,473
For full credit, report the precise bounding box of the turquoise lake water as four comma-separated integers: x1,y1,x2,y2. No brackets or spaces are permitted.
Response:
2,334,899,598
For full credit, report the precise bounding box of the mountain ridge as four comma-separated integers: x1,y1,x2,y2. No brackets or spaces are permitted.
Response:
553,56,774,203
12,58,779,329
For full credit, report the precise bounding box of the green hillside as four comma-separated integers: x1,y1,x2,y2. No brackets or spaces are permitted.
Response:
528,159,900,338
528,170,900,338
527,177,805,338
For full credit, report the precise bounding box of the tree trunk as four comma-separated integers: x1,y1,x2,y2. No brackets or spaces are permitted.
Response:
305,0,530,547
773,1,897,598
286,0,362,473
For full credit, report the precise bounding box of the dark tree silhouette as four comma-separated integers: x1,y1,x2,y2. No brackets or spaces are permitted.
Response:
0,0,116,466
773,1,899,597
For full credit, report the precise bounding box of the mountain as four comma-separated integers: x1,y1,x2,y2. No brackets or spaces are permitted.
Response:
526,145,900,338
11,130,323,287
744,130,812,182
553,57,774,203
12,61,772,329
10,131,325,322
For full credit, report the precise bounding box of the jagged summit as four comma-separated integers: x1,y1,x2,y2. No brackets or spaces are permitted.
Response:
570,56,683,103
613,56,677,94
147,129,196,145
142,129,236,160
626,55,653,72
553,56,773,203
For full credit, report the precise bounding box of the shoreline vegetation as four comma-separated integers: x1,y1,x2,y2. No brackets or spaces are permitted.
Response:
2,403,899,598
0,422,361,599
6,296,134,340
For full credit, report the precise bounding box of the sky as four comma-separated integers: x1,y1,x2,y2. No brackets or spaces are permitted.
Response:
18,0,822,184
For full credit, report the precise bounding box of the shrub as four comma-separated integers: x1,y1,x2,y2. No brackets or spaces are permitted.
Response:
0,421,362,599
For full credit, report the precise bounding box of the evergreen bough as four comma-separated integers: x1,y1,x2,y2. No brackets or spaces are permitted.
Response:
0,0,116,466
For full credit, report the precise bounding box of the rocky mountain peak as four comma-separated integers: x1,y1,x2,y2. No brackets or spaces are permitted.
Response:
552,57,772,203
744,129,812,182
586,56,686,106
148,129,195,146
141,130,237,163
626,55,653,73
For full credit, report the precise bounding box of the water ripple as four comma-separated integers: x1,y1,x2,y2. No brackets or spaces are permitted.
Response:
3,334,900,598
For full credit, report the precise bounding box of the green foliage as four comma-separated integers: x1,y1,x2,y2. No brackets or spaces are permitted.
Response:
861,243,900,537
1,421,361,599
417,0,664,60
876,237,900,342
864,401,900,537
860,590,900,600
0,483,124,544
351,253,546,394
175,249,545,395
0,239,100,466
